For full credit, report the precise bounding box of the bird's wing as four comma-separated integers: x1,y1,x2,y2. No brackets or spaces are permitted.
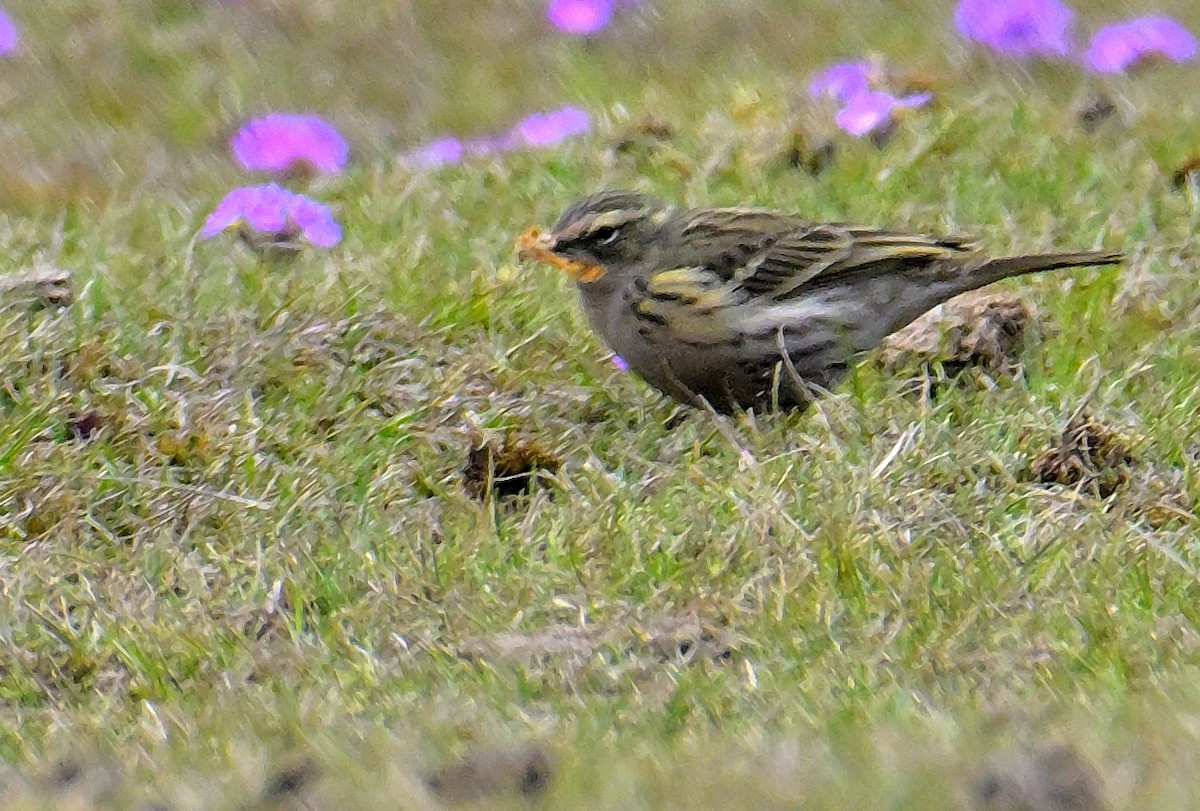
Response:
633,212,976,343
673,209,976,297
734,225,977,301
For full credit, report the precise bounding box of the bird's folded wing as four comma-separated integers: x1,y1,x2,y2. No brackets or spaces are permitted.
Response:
634,220,977,344
735,226,977,301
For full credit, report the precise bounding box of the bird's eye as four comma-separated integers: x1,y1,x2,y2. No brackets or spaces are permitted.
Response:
590,225,621,246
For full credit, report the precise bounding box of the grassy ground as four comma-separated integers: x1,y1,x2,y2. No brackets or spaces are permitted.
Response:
4,0,1200,807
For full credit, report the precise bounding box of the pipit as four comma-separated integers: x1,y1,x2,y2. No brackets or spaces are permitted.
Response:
517,191,1121,412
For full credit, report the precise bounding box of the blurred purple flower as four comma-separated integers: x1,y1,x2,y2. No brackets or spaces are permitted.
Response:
809,61,875,104
0,9,18,56
514,107,591,147
201,184,341,248
955,0,1074,57
231,114,349,175
1085,17,1197,74
546,0,613,35
463,134,520,157
407,137,465,168
405,134,526,168
810,59,932,138
835,91,932,137
611,355,629,372
402,109,589,170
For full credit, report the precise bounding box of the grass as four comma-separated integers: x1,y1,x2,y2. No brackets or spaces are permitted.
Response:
3,0,1200,807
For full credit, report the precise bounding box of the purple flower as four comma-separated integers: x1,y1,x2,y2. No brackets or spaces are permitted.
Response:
406,137,465,168
955,0,1074,58
809,59,933,139
611,355,629,372
200,184,341,248
546,0,613,35
835,91,932,137
404,134,525,168
1085,17,1197,74
231,114,349,175
0,9,18,56
808,61,875,104
401,108,590,170
514,107,591,147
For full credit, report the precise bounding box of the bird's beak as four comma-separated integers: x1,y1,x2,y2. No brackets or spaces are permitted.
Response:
514,226,605,283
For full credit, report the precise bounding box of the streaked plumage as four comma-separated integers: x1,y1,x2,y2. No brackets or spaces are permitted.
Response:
516,191,1122,413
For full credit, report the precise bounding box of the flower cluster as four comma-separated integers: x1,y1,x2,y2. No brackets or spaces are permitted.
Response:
202,114,346,252
404,106,592,168
395,2,609,171
203,102,594,249
201,183,341,250
956,0,1196,73
809,61,932,137
193,1,1195,255
810,5,1196,139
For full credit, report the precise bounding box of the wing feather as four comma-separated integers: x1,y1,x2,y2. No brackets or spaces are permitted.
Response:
741,225,976,300
635,209,977,343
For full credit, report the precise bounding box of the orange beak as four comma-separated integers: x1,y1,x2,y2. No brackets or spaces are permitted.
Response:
514,226,606,283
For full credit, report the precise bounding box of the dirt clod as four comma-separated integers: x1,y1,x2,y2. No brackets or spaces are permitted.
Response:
66,410,104,441
782,130,836,174
1076,93,1117,133
607,117,675,154
462,433,562,500
638,612,734,664
425,744,552,803
1027,413,1135,498
0,265,73,309
975,744,1106,811
880,292,1038,393
261,757,322,801
1171,154,1200,189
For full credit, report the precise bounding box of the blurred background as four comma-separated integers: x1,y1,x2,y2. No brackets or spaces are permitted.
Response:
0,0,1045,207
0,0,1193,208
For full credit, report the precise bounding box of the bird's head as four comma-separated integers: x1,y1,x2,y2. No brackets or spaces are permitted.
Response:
516,191,671,284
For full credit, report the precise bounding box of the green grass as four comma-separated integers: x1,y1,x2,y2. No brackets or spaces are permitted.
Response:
3,0,1200,807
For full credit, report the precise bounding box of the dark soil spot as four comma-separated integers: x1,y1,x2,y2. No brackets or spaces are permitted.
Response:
66,410,104,441
975,744,1105,811
639,612,735,665
1171,154,1200,189
462,433,561,500
425,745,552,803
261,757,322,800
1027,413,1135,498
47,758,83,788
1076,93,1117,133
782,130,836,174
607,117,675,154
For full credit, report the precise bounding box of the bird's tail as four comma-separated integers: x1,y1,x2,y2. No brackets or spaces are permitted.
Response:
967,250,1123,289
867,249,1122,359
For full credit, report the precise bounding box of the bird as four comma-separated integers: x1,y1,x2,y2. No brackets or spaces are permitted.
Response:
515,190,1122,413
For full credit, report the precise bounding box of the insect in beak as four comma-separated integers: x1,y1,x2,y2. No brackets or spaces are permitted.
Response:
515,226,606,283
